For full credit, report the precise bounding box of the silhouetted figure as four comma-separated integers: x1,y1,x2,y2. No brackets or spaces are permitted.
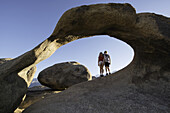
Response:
98,52,104,77
104,51,111,75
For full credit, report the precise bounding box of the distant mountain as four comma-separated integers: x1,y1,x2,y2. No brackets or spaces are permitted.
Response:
29,78,41,88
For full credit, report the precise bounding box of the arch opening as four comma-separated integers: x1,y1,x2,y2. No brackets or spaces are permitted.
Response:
36,35,134,78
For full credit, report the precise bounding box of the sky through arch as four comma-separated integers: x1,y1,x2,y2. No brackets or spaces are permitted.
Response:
36,35,134,77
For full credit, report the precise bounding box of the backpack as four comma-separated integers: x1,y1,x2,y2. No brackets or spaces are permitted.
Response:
104,54,110,63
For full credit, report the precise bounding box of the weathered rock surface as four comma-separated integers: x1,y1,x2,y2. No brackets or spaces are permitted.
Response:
38,61,92,90
0,58,13,64
23,3,170,113
0,58,36,113
1,3,170,113
14,86,60,113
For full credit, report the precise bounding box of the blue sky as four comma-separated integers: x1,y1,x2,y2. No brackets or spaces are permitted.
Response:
0,0,170,77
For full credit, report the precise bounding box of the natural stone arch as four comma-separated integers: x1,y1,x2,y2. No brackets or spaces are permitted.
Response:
42,34,134,77
0,3,170,113
50,3,170,84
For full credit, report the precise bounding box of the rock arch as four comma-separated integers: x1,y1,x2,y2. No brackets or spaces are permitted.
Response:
0,3,170,113
50,3,170,85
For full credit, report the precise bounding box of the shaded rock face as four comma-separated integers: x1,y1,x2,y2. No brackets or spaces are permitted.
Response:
38,62,92,90
0,3,170,113
0,58,13,64
14,86,60,113
0,59,36,113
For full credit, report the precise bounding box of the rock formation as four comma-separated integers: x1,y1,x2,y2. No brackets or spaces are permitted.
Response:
14,86,60,113
0,3,170,113
23,3,170,113
0,58,36,113
38,61,92,90
0,58,13,64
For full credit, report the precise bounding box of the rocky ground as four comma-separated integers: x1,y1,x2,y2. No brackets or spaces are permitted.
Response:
14,86,61,113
